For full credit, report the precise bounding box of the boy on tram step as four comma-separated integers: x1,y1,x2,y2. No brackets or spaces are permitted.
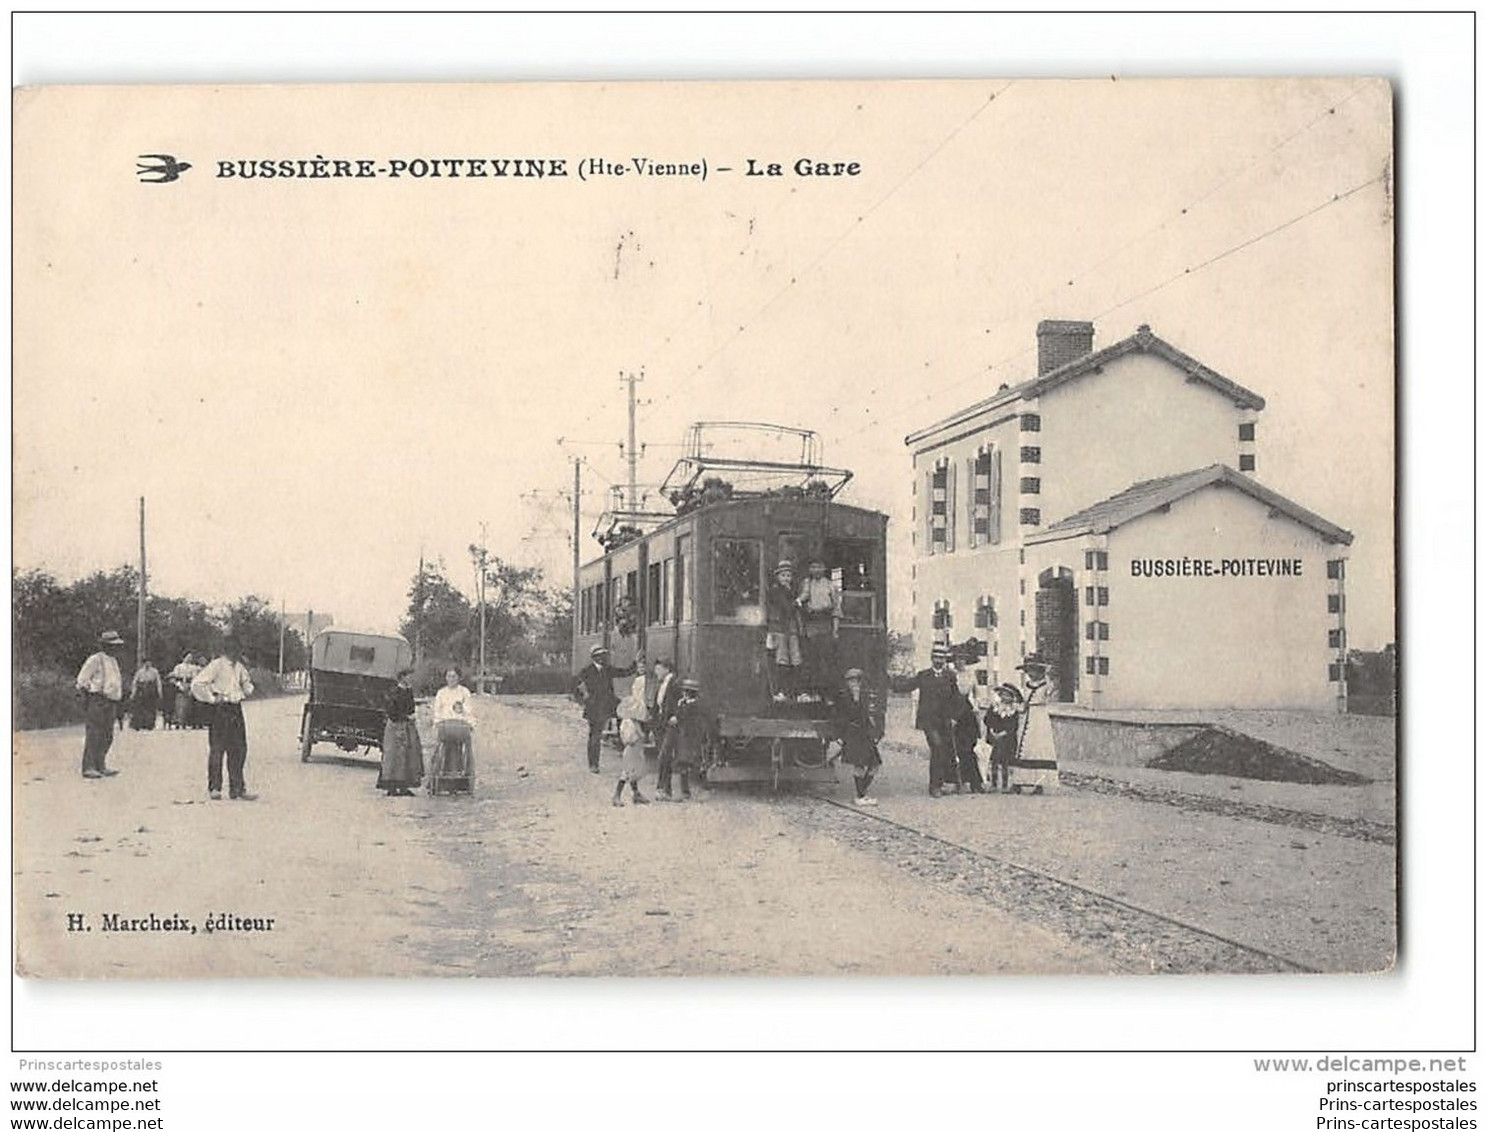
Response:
765,560,804,703
795,557,842,702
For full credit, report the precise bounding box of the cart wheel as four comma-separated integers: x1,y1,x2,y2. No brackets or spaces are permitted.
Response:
299,710,313,763
770,738,782,794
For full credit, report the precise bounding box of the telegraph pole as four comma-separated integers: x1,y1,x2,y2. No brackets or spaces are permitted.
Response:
622,368,644,511
137,497,147,662
571,457,582,595
473,524,489,692
277,595,286,678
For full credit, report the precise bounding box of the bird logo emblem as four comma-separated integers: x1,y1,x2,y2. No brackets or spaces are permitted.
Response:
136,154,192,184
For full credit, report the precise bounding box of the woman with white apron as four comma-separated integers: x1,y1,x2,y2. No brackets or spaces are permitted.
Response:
1010,655,1059,794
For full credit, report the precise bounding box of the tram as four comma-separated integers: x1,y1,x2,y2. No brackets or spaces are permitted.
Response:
572,423,889,789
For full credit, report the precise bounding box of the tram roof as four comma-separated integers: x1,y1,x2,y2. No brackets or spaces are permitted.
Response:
578,495,887,572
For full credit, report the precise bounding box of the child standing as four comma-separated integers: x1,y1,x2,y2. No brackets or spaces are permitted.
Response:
669,678,717,801
984,683,1023,793
613,677,651,807
833,668,882,805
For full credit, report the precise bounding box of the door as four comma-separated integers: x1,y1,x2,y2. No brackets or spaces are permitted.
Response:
1035,567,1078,702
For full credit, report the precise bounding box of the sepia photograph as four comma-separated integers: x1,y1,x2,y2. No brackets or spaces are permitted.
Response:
11,71,1400,989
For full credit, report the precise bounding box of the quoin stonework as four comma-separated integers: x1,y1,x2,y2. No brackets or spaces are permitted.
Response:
906,320,1352,712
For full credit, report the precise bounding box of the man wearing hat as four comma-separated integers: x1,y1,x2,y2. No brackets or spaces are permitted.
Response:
765,560,803,702
795,558,842,702
75,630,127,778
572,643,641,774
909,643,961,796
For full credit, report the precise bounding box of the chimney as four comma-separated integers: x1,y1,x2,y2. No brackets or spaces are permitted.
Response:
1036,319,1094,376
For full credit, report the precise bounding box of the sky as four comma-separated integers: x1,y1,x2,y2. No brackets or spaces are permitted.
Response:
15,72,1395,647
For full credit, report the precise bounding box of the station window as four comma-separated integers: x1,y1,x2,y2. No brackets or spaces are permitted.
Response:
1328,628,1345,649
1019,507,1041,525
1328,662,1343,683
1085,656,1110,676
1326,559,1346,580
1239,454,1256,472
1238,422,1256,441
1020,446,1041,464
712,537,762,620
1327,594,1343,614
1085,621,1109,641
974,596,997,630
1020,477,1041,494
1020,413,1041,432
932,600,952,632
1084,550,1109,571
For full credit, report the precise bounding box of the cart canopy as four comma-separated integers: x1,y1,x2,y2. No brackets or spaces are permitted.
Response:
309,631,413,679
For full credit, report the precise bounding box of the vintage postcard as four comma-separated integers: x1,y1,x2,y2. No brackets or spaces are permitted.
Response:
13,78,1395,979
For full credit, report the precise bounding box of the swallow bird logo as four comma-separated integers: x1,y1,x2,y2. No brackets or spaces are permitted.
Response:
136,154,192,183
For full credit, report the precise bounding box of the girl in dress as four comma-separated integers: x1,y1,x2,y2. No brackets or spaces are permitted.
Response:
612,677,651,807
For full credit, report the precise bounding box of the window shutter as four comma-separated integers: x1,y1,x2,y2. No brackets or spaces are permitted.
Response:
945,459,957,553
924,469,935,554
963,458,975,550
989,447,1002,545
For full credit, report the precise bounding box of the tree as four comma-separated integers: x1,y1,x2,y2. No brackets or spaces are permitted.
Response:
401,561,474,666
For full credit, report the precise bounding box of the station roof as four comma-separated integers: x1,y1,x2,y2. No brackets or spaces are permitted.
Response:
904,324,1267,448
1025,464,1354,546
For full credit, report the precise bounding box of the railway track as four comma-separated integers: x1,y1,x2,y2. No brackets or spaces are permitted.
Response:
794,793,1320,975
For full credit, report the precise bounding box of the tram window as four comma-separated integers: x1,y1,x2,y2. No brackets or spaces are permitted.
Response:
660,558,672,625
826,538,877,624
778,532,810,575
647,561,665,626
713,537,763,620
675,536,691,623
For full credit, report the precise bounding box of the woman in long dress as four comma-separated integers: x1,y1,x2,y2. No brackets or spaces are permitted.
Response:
430,667,476,794
378,667,423,797
129,658,163,730
1010,655,1060,794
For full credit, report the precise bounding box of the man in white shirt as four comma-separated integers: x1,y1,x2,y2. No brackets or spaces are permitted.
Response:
75,629,126,778
192,641,257,801
795,558,843,702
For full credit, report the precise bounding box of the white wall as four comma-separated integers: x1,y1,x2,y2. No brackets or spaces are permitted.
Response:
1038,351,1248,528
1103,485,1343,709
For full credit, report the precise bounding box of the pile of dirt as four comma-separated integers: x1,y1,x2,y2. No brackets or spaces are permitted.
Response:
1146,726,1372,785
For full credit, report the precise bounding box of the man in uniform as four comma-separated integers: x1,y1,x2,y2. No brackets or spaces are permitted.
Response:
75,629,126,778
572,643,641,774
909,642,960,797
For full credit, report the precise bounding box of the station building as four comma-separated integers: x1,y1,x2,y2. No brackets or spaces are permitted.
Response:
905,320,1353,712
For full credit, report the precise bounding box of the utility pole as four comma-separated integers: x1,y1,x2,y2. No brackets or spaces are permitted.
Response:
137,497,147,663
414,550,425,667
622,368,644,511
472,525,489,693
277,595,286,678
571,457,582,597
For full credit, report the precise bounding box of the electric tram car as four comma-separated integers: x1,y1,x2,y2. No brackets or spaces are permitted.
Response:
572,423,889,789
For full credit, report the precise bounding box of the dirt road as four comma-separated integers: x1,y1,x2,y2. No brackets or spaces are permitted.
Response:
12,694,1393,978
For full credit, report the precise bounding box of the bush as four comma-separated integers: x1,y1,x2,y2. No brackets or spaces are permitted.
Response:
495,666,573,695
14,668,86,730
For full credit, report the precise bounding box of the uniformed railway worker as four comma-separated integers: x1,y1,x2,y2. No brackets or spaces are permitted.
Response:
573,644,641,774
909,642,961,797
